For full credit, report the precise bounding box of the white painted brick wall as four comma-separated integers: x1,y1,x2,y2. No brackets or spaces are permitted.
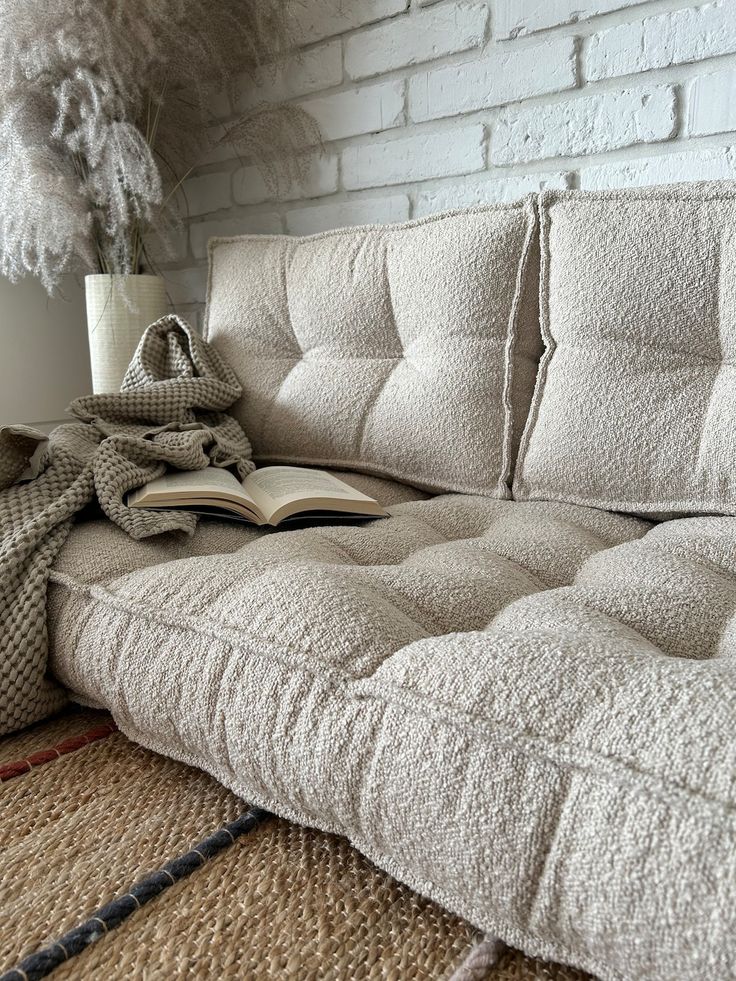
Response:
285,195,411,235
159,0,736,316
232,154,339,206
494,0,645,39
345,3,488,80
409,35,577,121
300,81,405,141
585,1,736,80
343,124,486,188
689,67,736,134
492,85,677,163
293,0,408,45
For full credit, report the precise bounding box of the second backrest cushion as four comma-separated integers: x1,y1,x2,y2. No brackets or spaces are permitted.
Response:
514,182,736,516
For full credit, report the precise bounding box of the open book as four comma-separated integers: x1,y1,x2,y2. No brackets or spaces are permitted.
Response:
127,465,388,527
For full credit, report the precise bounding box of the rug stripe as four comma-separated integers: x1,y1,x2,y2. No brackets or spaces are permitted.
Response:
0,806,272,981
0,723,118,783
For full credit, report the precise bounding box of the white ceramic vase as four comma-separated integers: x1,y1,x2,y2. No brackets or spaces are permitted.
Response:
85,274,168,393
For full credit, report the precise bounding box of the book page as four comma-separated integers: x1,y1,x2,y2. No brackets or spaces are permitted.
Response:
243,466,375,518
128,467,260,512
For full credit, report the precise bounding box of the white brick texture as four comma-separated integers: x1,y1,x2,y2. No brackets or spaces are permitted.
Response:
580,145,736,188
166,0,736,313
689,67,736,135
165,267,209,307
343,125,486,189
300,82,405,141
494,0,644,38
234,41,342,111
233,155,339,206
345,3,488,80
492,85,677,164
410,35,576,121
285,196,411,235
293,0,408,44
585,1,736,81
190,214,283,260
182,172,232,218
415,171,571,215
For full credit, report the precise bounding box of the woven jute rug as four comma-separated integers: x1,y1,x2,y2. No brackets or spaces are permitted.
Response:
0,706,593,980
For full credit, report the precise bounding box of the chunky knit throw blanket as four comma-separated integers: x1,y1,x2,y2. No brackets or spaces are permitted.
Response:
0,316,254,735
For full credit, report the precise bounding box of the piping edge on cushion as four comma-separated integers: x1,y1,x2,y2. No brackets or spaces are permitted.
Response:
499,194,540,499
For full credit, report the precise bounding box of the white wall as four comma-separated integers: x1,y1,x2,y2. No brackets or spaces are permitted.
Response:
160,0,736,324
0,277,91,430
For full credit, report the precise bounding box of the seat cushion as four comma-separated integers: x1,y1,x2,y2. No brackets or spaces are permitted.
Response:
204,202,541,497
45,492,673,981
514,181,736,516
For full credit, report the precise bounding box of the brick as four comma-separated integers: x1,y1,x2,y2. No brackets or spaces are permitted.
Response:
292,0,408,43
233,154,338,205
345,3,487,80
580,146,736,189
234,41,342,112
689,68,736,136
301,81,405,142
164,266,209,307
415,171,571,215
182,172,232,217
585,1,736,81
343,124,486,189
410,35,576,122
491,85,676,164
494,0,643,39
285,195,411,234
190,213,283,259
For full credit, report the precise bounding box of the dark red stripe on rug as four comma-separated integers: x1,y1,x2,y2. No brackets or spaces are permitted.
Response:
0,806,272,981
0,722,118,783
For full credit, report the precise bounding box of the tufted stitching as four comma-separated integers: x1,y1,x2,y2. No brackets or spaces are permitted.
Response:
256,244,304,445
696,236,731,475
281,242,303,357
381,238,404,355
356,240,405,462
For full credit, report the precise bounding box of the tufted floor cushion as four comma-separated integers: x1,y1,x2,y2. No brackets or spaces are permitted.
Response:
46,468,695,978
46,479,736,980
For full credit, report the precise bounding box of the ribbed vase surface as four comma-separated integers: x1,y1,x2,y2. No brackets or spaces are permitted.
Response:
85,274,168,393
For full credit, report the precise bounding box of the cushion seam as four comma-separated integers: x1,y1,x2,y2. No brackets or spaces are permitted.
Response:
499,195,537,499
513,487,736,514
541,186,736,205
513,194,556,497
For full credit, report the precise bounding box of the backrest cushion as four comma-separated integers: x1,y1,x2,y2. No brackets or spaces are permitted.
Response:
204,202,541,496
514,182,736,516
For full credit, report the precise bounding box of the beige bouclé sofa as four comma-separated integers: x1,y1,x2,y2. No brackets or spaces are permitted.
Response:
48,182,736,981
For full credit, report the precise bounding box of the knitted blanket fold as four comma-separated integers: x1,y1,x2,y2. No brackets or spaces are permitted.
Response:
0,316,254,735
